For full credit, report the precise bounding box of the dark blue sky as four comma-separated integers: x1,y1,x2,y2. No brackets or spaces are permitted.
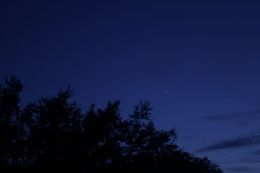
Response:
1,0,260,172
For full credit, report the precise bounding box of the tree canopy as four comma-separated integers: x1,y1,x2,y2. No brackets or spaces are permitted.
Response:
0,77,223,173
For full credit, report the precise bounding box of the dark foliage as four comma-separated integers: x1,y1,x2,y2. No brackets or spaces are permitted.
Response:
0,77,223,173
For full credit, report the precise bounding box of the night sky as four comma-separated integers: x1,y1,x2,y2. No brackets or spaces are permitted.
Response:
1,0,260,172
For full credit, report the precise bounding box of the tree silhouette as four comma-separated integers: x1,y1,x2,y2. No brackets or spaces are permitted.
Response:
0,77,223,173
0,77,24,171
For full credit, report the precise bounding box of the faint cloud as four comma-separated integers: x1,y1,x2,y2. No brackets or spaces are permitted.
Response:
205,109,260,125
253,149,260,155
226,166,255,173
197,130,260,152
241,157,260,163
206,109,260,121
